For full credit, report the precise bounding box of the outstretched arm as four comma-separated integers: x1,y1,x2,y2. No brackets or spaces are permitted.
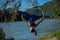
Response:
35,18,44,27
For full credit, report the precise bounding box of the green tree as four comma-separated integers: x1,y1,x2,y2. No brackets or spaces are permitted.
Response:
0,0,22,22
0,28,5,40
52,0,60,17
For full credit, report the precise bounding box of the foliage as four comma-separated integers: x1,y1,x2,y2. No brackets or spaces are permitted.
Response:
0,28,5,40
0,0,21,22
52,0,60,17
38,29,60,40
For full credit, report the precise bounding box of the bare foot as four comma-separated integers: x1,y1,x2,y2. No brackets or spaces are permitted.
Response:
34,30,37,36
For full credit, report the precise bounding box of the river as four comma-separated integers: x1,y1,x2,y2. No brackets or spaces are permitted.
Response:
0,19,60,40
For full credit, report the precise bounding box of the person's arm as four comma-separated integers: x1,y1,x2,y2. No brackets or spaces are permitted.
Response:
35,18,44,27
21,14,27,22
21,14,30,26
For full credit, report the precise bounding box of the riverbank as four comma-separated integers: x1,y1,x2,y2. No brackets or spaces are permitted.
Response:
38,29,60,40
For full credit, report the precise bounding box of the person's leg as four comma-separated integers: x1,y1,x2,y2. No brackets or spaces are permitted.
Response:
34,29,37,36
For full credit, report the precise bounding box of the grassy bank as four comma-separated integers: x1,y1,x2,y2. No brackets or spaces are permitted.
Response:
38,29,60,40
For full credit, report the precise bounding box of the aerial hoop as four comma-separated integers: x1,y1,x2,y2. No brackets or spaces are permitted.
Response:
37,6,44,19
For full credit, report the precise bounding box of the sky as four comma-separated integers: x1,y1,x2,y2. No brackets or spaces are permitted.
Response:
0,0,52,11
20,0,52,11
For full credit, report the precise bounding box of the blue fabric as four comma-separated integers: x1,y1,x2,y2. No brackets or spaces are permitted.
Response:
17,11,43,23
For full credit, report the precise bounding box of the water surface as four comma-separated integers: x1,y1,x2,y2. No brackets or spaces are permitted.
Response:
0,19,60,40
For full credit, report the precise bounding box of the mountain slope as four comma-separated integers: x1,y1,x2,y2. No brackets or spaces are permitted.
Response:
26,1,53,14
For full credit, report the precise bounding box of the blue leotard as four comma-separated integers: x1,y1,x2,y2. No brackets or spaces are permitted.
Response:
17,11,54,23
17,11,43,23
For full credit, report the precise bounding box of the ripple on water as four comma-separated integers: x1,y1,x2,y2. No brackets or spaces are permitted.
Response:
0,19,60,40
